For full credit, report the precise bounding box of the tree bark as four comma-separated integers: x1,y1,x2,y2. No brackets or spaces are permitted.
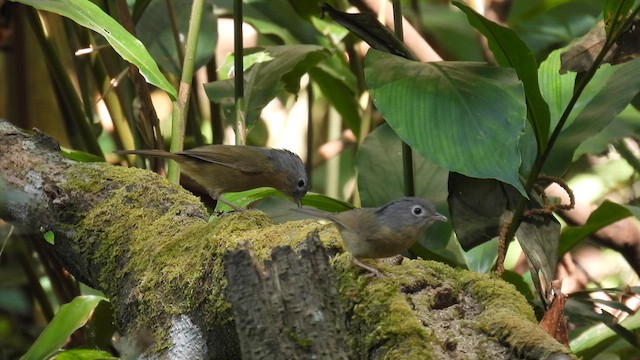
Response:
0,120,574,359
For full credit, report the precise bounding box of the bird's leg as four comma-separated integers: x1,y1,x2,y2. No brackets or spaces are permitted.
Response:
350,256,386,278
210,193,245,212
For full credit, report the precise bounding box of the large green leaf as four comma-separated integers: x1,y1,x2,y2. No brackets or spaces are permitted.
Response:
21,295,108,360
543,58,640,175
455,1,550,149
11,0,176,99
559,200,640,255
357,124,465,268
136,0,217,75
365,49,528,196
204,45,331,128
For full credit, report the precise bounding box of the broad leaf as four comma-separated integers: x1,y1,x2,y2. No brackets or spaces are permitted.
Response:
544,58,640,175
365,49,528,196
11,0,176,99
455,1,550,149
21,295,108,360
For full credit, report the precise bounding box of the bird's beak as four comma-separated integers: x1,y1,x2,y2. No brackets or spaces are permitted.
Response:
433,212,448,222
296,197,303,208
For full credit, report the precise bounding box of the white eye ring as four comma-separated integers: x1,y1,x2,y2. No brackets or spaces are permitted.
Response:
411,205,424,216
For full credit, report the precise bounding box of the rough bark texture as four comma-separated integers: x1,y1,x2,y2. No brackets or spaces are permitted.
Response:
224,233,351,359
0,120,575,359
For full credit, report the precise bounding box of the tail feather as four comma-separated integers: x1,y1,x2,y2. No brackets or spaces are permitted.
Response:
113,149,177,159
292,207,333,219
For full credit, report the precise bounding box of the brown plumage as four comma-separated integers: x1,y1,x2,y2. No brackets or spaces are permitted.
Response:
115,145,308,210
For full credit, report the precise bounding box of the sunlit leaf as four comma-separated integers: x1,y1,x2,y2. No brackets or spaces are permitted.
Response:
10,0,177,99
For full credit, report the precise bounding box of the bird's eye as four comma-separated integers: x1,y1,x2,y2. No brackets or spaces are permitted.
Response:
297,179,306,189
412,205,424,216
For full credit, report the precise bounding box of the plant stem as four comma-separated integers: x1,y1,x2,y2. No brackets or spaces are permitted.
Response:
233,0,246,145
498,5,640,272
392,0,415,197
168,0,205,183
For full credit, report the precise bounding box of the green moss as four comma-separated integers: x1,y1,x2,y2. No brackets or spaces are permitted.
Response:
285,327,312,350
333,257,573,359
64,162,347,354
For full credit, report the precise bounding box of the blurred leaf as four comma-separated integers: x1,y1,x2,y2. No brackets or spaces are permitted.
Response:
544,58,640,175
60,148,104,163
414,2,483,61
502,270,535,301
569,299,640,356
215,188,352,213
137,0,217,75
299,193,353,212
561,19,640,74
515,205,560,297
578,297,636,314
21,295,108,360
448,173,558,294
309,59,361,137
320,3,411,58
603,0,634,35
455,1,550,149
365,50,528,196
575,101,640,159
464,238,498,274
538,48,577,130
53,349,116,360
357,124,465,267
10,0,176,99
447,174,508,250
511,2,600,55
216,0,320,44
204,45,331,128
131,0,152,23
559,200,640,255
43,230,55,245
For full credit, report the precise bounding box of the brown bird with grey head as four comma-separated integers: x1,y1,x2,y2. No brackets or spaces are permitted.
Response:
295,197,447,278
115,145,309,211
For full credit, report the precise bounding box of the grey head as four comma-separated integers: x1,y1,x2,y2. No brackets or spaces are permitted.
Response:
268,149,309,207
374,197,447,231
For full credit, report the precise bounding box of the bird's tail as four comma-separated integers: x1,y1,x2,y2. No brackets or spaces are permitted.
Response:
113,149,177,159
291,207,333,219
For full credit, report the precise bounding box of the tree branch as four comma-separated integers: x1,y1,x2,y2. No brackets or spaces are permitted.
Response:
0,120,574,359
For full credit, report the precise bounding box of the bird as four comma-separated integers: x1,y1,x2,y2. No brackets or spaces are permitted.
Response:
115,145,309,211
294,197,447,277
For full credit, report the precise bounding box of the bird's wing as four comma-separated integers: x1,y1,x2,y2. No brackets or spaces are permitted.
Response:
178,146,267,173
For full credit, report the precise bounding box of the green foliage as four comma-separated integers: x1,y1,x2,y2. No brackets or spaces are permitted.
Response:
3,0,640,358
204,45,332,127
365,50,528,195
8,0,176,99
21,296,108,360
